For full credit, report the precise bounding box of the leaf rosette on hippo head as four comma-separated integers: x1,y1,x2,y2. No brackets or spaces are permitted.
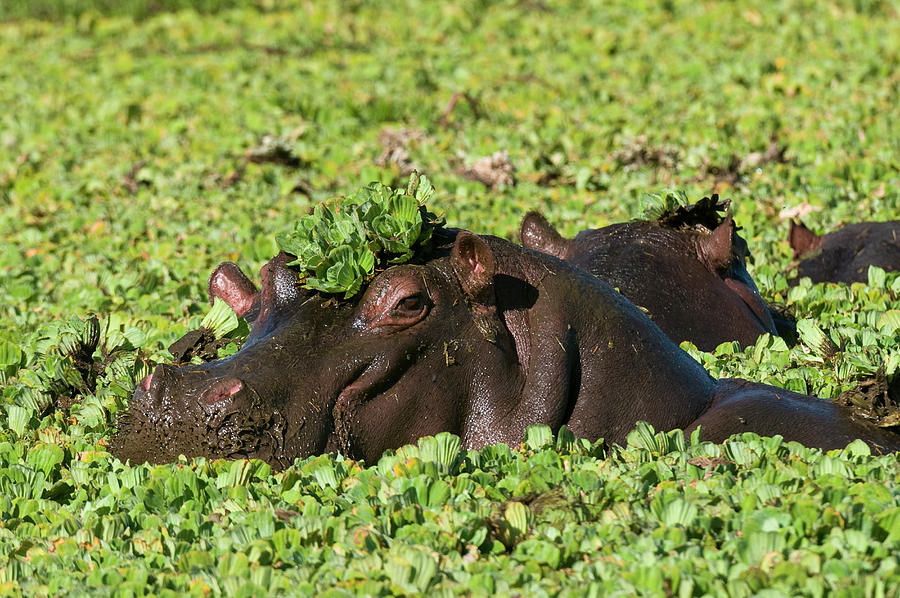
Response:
276,173,444,299
638,189,730,231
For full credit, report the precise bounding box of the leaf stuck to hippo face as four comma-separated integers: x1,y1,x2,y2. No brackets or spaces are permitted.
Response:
111,227,900,467
789,220,899,284
520,197,781,351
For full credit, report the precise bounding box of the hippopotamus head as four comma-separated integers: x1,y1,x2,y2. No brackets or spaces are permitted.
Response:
113,230,487,466
111,227,721,467
789,220,900,284
519,199,779,351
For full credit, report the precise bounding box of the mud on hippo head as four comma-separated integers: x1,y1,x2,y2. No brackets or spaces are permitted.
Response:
111,229,536,467
519,195,781,351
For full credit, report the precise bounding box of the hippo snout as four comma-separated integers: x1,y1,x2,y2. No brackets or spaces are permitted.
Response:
114,361,290,466
136,363,185,407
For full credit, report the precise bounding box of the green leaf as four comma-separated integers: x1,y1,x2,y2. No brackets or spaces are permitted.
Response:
875,507,900,542
201,298,239,339
515,539,562,568
650,490,697,527
389,194,419,225
26,443,65,475
867,265,887,289
626,421,660,452
638,189,689,221
504,501,531,537
524,425,553,450
878,310,900,335
413,174,435,204
416,432,461,471
385,548,438,593
0,337,23,369
796,318,836,358
6,404,33,437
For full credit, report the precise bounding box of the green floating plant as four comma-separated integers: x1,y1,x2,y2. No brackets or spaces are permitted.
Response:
276,173,445,299
638,189,691,221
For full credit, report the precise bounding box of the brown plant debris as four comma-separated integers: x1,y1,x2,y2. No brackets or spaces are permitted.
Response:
778,200,822,221
244,134,305,168
687,456,734,468
611,135,680,172
692,137,789,187
168,329,236,365
376,128,426,176
837,367,900,430
288,177,315,198
656,194,730,231
456,150,516,189
122,160,148,195
530,151,574,187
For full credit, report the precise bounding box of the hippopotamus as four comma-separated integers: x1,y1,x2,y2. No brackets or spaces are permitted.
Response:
110,228,899,467
789,220,900,284
519,199,780,351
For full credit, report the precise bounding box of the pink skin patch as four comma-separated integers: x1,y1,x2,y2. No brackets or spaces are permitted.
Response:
199,378,244,405
141,374,153,392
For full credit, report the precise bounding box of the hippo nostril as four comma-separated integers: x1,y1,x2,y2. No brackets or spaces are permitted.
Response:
199,377,244,405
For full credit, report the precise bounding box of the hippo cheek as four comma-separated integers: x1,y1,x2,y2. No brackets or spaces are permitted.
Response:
330,352,465,462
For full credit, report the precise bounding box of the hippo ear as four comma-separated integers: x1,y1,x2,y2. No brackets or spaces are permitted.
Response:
519,211,569,258
451,232,496,303
696,215,735,274
207,262,259,318
789,220,823,258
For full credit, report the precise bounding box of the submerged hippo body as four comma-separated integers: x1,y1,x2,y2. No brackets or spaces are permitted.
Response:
789,220,900,284
112,230,899,467
519,206,779,351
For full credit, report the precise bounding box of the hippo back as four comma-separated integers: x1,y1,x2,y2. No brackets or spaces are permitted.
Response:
790,220,900,284
521,207,779,351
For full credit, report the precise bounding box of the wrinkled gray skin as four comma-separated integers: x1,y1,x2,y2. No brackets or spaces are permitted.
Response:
789,220,900,284
111,230,899,468
519,212,780,351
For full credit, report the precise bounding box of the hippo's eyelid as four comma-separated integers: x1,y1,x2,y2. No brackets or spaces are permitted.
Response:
358,275,432,332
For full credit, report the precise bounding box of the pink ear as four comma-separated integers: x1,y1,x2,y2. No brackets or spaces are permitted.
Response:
789,220,823,257
519,211,569,258
696,215,735,273
207,262,258,317
451,232,496,303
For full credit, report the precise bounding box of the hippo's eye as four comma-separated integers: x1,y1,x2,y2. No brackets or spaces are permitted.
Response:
394,294,425,315
359,274,431,331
